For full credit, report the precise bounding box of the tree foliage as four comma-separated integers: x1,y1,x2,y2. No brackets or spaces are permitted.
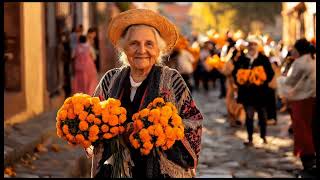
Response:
189,2,282,34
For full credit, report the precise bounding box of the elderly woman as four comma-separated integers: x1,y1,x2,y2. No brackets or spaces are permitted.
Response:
85,9,203,178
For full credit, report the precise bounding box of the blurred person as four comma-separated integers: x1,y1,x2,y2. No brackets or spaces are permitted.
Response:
87,27,98,62
277,38,316,174
71,35,98,95
70,25,83,57
176,47,195,93
232,37,275,146
266,50,281,125
220,42,246,127
193,41,212,92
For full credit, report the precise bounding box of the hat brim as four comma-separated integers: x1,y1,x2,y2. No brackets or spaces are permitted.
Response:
107,9,179,53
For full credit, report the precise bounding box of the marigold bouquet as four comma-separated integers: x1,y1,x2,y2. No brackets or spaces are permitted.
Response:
236,69,251,85
129,97,184,156
248,66,267,86
205,54,225,71
236,66,267,86
56,93,127,148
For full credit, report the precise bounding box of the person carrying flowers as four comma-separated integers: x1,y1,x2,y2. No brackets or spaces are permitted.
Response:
232,36,274,146
85,9,203,178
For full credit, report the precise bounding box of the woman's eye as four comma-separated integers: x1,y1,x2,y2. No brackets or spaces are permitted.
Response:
130,42,137,46
146,42,153,47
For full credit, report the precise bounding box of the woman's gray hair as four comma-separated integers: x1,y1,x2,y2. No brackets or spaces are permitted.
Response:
116,24,167,66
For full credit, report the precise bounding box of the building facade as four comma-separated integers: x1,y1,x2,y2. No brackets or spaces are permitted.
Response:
4,2,121,125
282,2,316,46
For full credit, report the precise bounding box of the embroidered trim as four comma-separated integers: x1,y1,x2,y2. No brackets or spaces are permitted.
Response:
158,151,195,178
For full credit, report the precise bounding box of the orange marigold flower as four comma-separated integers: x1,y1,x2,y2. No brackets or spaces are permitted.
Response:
94,118,101,125
74,103,84,115
67,110,76,120
132,113,139,121
101,124,109,133
164,139,175,150
155,135,166,147
165,126,175,140
83,98,91,108
66,134,75,142
171,114,182,126
62,125,69,135
102,113,110,123
173,127,184,140
57,129,64,138
165,102,178,114
59,110,68,121
88,135,99,142
103,133,113,139
153,97,165,106
119,114,126,124
64,97,72,104
79,111,89,121
161,106,172,118
118,126,125,134
92,104,102,116
120,107,127,115
108,115,119,126
139,129,152,143
91,97,100,105
140,148,151,155
89,125,99,136
143,141,154,150
82,140,91,148
133,120,144,131
86,114,95,123
147,125,155,136
149,109,160,123
154,124,164,136
110,126,119,135
139,108,150,118
62,103,70,110
75,134,85,143
160,116,169,127
107,98,121,107
100,101,108,109
56,121,61,129
110,107,121,115
79,121,89,131
131,139,141,149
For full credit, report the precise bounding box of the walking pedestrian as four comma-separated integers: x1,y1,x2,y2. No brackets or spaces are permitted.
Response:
277,38,316,174
232,37,274,146
71,35,98,95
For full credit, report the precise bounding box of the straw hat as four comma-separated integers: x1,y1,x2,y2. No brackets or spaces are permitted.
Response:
107,9,179,53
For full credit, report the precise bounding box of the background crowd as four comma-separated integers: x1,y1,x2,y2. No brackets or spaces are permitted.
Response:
164,30,317,175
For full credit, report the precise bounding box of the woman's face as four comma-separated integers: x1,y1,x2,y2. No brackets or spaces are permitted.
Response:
124,28,160,71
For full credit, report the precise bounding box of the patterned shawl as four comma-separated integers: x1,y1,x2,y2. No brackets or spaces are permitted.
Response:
89,65,203,177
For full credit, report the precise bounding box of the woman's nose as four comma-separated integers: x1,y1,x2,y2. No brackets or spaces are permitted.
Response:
137,44,146,53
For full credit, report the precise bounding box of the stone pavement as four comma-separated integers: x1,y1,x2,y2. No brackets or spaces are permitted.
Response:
193,89,301,178
4,86,303,178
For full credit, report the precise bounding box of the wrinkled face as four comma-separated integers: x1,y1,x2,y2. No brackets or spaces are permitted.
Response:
124,28,160,71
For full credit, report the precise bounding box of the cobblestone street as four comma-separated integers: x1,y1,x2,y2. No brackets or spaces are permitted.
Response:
6,87,302,178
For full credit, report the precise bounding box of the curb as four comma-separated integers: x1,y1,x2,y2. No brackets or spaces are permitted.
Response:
4,110,58,167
